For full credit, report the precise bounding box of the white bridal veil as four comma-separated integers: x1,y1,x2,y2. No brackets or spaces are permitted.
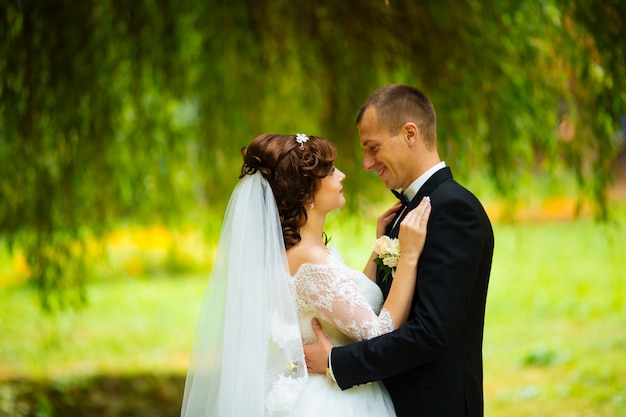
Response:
181,172,307,417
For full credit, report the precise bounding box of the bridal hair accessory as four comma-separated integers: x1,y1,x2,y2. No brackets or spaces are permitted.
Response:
373,235,400,282
295,133,309,150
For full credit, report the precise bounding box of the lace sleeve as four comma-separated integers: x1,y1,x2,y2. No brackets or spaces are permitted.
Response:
294,263,394,341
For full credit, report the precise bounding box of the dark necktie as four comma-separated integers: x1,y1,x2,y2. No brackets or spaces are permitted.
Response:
391,189,409,205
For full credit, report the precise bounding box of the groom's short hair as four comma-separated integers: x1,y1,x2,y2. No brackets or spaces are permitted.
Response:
356,84,437,148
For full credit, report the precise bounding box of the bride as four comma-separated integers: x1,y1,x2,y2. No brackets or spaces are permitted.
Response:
180,133,431,416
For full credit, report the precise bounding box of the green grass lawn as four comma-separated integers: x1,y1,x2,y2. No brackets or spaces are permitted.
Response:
1,204,625,416
483,217,626,417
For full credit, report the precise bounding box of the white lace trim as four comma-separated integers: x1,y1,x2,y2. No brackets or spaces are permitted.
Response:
265,373,308,413
293,247,393,342
271,309,303,353
265,305,308,413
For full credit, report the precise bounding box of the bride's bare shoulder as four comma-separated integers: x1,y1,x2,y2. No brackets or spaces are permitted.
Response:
287,243,328,275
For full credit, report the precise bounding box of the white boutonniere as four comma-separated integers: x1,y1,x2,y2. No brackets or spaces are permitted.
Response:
373,235,400,282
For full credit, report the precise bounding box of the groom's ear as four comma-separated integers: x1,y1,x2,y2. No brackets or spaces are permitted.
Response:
402,122,419,145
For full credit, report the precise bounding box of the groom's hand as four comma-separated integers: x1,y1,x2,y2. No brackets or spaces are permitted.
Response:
303,318,333,374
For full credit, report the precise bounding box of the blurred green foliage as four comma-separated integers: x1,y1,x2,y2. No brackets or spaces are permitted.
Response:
0,0,624,310
0,206,625,415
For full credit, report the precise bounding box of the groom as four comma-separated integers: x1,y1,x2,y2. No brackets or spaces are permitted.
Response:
304,84,494,417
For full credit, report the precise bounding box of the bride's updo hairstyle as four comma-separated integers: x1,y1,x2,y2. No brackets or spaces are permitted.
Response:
240,133,336,250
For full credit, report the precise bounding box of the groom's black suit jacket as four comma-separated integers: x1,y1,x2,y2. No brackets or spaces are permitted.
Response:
332,167,494,417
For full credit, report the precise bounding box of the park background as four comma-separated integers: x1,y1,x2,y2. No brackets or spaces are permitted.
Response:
1,1,625,416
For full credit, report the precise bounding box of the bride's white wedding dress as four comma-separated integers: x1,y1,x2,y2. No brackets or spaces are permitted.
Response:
180,173,397,417
288,246,397,417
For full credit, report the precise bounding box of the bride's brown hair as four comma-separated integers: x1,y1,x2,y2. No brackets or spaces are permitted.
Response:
240,133,336,250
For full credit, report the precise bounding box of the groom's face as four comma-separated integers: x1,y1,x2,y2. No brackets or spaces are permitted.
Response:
358,106,410,191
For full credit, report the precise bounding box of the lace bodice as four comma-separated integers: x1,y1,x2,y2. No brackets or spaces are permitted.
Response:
292,246,393,346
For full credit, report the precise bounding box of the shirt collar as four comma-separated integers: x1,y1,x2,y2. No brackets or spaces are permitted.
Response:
399,161,446,202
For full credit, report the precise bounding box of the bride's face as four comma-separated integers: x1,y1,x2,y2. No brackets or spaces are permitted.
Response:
313,166,346,213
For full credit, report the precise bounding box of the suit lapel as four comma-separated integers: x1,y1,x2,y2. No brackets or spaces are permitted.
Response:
387,167,452,237
378,167,453,295
414,166,452,202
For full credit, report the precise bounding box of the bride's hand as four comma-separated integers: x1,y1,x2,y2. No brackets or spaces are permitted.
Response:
376,201,403,238
398,197,431,262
